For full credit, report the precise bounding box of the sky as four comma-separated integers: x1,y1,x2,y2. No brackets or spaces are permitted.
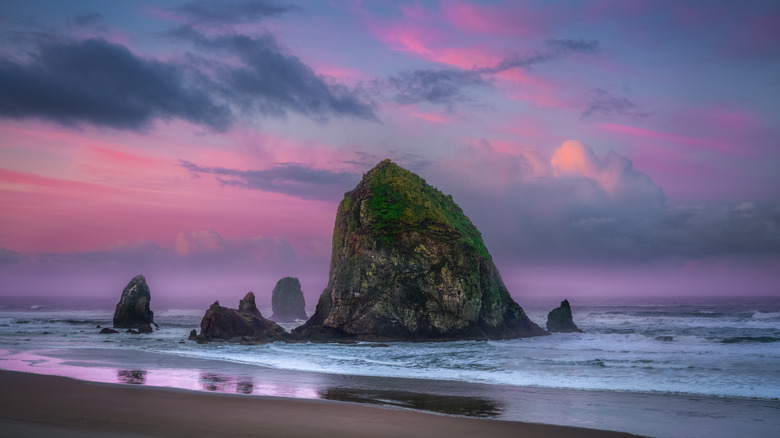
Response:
1,0,779,306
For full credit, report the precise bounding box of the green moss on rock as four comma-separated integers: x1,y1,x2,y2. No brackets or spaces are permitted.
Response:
362,159,489,258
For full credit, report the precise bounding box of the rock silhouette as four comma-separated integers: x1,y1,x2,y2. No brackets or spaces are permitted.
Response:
197,292,287,342
546,299,583,333
113,275,155,332
270,277,307,323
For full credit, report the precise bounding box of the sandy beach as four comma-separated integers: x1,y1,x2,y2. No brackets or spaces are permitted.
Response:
0,370,642,438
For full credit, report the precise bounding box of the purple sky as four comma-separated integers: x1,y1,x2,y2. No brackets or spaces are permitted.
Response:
1,0,778,305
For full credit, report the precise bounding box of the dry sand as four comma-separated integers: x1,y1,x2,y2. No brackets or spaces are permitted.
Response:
0,370,642,438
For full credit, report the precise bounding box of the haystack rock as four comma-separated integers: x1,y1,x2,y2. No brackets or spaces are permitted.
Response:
113,275,155,332
197,292,287,342
293,159,546,342
270,277,308,323
546,299,583,333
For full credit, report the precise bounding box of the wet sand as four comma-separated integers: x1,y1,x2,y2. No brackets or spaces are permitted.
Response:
0,370,642,438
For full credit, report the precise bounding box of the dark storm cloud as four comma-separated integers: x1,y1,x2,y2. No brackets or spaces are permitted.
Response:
173,0,298,24
167,28,377,122
581,88,648,120
0,37,232,130
0,27,376,130
381,38,600,106
180,160,360,202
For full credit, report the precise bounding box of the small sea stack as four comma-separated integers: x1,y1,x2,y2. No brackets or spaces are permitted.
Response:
270,277,307,323
546,299,583,333
113,275,155,333
196,292,288,343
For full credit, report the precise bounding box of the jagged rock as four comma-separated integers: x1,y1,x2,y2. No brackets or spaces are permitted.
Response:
293,160,546,342
188,329,198,340
270,277,308,323
99,327,118,334
113,275,155,330
546,299,583,333
198,292,288,342
126,329,140,335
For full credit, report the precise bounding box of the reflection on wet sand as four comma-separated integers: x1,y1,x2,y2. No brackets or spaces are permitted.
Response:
319,387,503,418
200,373,253,394
236,380,253,394
117,369,147,385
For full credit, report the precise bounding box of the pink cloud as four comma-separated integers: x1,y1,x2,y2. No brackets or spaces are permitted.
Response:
551,140,665,204
365,6,569,109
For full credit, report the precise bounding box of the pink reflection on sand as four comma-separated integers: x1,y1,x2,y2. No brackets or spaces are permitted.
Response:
0,350,120,384
0,349,320,399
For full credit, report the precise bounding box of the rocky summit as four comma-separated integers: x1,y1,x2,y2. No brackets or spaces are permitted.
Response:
197,292,287,342
293,159,546,341
270,277,308,323
113,275,155,332
546,299,583,333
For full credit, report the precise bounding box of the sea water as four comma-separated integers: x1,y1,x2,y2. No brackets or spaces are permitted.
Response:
1,294,779,437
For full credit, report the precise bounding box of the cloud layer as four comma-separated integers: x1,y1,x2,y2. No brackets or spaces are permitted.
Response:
378,38,601,107
0,38,230,130
0,25,376,130
433,140,778,264
180,160,360,201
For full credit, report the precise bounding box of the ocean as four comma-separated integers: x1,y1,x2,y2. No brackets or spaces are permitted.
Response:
1,294,779,438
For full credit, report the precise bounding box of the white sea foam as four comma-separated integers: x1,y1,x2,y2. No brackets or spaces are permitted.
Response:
752,311,780,319
1,296,779,400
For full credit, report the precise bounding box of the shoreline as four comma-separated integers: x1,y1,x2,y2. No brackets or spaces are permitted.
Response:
0,370,641,438
2,347,780,438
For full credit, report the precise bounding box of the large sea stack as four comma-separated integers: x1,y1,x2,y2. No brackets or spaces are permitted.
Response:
270,277,308,323
113,275,155,333
197,292,287,342
293,159,546,341
546,299,583,333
